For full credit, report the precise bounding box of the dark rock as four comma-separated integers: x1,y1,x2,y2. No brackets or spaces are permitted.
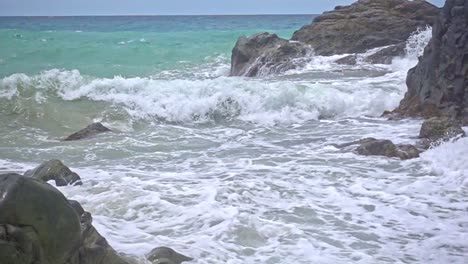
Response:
419,117,466,141
0,173,82,264
147,247,193,264
230,32,311,77
64,122,111,141
291,0,439,55
0,173,129,264
396,144,421,159
24,159,82,186
392,0,468,124
335,55,357,65
340,137,421,160
0,224,44,264
72,201,129,264
364,43,406,64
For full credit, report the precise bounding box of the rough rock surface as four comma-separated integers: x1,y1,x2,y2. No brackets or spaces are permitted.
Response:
337,138,420,159
64,122,111,141
67,200,129,264
291,0,439,55
24,159,82,186
0,173,129,264
419,117,465,140
363,43,407,64
0,173,82,264
147,247,193,264
392,0,468,123
230,33,311,77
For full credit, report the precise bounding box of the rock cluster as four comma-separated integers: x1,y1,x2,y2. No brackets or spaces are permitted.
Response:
392,0,468,124
230,0,440,76
0,169,193,264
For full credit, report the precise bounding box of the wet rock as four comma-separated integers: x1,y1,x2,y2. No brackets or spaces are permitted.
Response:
0,173,82,264
64,122,111,141
230,32,311,77
419,117,466,141
363,43,406,64
24,159,82,186
335,55,357,65
291,0,439,55
0,173,129,264
147,247,193,264
0,224,44,264
392,0,468,124
339,138,421,160
71,201,129,264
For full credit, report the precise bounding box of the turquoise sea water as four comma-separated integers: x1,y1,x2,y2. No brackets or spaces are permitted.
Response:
0,15,313,78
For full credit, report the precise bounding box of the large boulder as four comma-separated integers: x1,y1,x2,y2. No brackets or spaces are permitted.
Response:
146,247,193,264
291,0,439,55
230,33,311,77
24,159,82,186
0,173,82,264
64,122,111,141
0,173,129,264
392,0,468,123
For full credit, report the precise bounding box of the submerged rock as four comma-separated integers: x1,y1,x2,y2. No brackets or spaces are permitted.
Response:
291,0,439,55
147,247,193,264
230,32,311,77
419,117,465,141
392,0,468,123
0,173,129,264
338,138,421,160
64,122,111,141
24,159,82,186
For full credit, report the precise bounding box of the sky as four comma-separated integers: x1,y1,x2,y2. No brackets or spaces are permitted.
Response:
0,0,445,16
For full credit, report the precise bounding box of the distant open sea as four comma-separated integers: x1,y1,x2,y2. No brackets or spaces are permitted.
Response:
0,15,314,77
1,15,467,264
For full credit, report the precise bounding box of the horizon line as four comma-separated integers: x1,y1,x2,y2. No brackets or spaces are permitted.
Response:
0,13,318,17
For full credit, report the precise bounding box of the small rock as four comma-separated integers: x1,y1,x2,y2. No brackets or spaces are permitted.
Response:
147,247,193,264
24,159,82,186
335,55,357,65
341,138,421,160
64,122,111,141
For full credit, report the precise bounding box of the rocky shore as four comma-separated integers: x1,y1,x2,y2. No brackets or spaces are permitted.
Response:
231,0,466,158
0,164,193,264
230,0,440,77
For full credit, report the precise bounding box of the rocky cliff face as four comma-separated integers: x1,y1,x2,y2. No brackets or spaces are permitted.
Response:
291,0,440,55
392,0,468,124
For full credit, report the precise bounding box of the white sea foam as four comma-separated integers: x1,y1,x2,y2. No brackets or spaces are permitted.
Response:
0,68,405,126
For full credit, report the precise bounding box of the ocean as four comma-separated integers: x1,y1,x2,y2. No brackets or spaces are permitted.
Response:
0,16,467,263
